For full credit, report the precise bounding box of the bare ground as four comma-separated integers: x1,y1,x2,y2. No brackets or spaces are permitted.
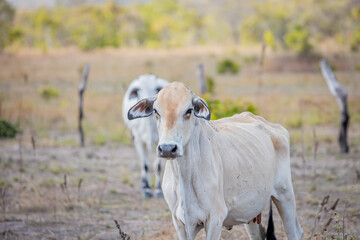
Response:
0,139,359,240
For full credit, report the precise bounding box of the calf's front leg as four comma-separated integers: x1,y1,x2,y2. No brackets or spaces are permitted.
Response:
172,216,187,240
204,215,224,240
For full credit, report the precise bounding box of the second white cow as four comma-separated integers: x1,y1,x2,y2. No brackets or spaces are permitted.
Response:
128,82,303,239
122,74,168,198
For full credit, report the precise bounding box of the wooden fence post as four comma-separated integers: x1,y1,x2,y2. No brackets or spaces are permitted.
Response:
319,59,349,153
197,63,207,94
78,64,90,147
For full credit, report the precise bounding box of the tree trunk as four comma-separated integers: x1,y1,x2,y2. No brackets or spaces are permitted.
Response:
319,59,349,153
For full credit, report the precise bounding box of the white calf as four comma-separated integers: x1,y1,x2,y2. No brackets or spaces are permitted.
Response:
122,74,168,197
128,82,303,239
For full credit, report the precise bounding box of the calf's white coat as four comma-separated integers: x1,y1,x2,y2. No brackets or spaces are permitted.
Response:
128,82,303,239
122,74,168,197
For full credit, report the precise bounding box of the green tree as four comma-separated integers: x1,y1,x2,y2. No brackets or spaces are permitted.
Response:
241,2,293,47
350,7,360,51
137,0,200,47
68,2,125,50
284,22,312,54
0,0,15,49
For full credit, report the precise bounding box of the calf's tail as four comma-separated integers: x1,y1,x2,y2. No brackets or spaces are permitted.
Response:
266,200,277,240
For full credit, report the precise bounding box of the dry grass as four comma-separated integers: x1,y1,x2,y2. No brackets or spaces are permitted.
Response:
0,47,360,239
1,47,360,147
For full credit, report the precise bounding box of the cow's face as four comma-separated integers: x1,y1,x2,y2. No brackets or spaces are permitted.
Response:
128,82,210,159
126,74,167,102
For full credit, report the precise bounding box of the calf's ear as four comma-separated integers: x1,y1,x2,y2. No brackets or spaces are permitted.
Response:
128,97,156,120
192,97,211,120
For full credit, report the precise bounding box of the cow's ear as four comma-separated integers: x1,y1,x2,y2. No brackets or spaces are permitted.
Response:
192,97,211,120
128,97,156,120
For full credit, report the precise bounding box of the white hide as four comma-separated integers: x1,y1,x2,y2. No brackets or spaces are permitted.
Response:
127,82,303,239
162,112,303,239
123,74,168,150
150,83,303,240
122,74,168,197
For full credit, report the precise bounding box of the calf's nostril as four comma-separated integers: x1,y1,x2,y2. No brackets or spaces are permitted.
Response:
158,145,163,153
171,145,177,153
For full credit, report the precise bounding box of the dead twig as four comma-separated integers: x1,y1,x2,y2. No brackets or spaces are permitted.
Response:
355,170,360,181
256,43,266,112
309,196,340,239
312,127,319,177
18,136,24,172
77,178,83,202
31,135,36,162
299,99,306,183
60,174,72,204
308,195,329,240
313,128,318,162
329,198,339,211
114,220,130,240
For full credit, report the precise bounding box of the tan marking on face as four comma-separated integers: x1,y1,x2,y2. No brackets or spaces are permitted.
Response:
156,82,192,130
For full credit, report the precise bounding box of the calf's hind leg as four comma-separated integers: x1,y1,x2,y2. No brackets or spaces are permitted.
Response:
133,138,152,198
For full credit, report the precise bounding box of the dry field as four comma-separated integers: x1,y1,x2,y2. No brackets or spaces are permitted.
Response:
0,46,360,239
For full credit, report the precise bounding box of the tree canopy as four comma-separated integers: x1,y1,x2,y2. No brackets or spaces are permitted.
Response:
1,0,359,53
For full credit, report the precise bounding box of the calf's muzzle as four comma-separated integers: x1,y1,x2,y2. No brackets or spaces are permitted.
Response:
158,144,178,158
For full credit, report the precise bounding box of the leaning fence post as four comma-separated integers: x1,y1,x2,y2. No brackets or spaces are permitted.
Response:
319,59,349,153
197,63,207,94
78,64,90,147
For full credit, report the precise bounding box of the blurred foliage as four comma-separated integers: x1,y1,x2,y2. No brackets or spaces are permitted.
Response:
243,55,256,64
350,26,360,52
217,59,240,74
206,76,215,94
0,0,15,49
284,22,312,54
0,119,18,138
136,0,203,47
242,2,291,47
263,30,276,50
39,86,60,99
0,0,359,52
93,132,107,146
203,97,258,120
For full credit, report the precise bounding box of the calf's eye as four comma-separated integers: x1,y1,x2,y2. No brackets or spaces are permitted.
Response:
154,109,160,120
156,87,162,93
184,109,192,119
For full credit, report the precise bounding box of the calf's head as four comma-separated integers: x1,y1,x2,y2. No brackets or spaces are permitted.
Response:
128,82,210,159
126,74,167,102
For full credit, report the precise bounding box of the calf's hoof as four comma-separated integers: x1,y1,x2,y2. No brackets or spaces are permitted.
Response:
154,189,164,198
142,189,153,198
